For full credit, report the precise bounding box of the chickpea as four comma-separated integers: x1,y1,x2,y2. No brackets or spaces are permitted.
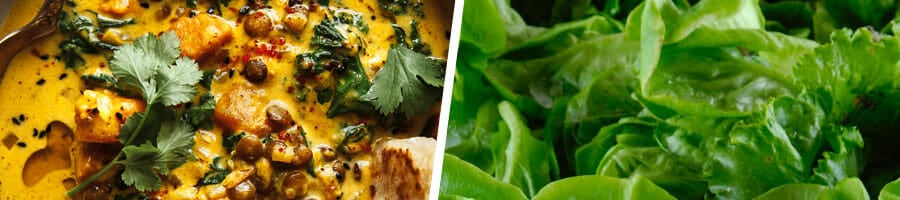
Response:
242,58,268,83
244,10,273,37
235,135,264,161
266,105,294,132
281,171,309,199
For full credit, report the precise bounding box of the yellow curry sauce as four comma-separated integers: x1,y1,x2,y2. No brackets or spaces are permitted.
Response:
0,0,450,199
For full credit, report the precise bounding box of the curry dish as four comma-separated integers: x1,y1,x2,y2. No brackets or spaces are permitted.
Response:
0,0,450,199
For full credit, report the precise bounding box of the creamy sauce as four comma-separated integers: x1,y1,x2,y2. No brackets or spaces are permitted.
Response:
0,0,450,198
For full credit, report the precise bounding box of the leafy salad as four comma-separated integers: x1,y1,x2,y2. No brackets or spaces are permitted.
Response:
442,0,900,199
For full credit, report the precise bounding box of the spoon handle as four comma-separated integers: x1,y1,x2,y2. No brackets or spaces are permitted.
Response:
0,0,64,80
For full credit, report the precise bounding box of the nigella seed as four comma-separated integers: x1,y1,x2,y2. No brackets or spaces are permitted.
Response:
239,6,250,15
36,78,46,86
59,73,68,80
16,142,25,147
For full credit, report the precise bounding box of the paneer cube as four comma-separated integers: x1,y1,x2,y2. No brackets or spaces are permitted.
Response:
74,89,145,143
171,14,234,60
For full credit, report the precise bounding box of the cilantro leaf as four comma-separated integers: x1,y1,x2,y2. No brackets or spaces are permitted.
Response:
184,92,216,130
362,45,445,117
118,105,175,145
69,31,203,196
153,57,203,106
154,120,195,175
110,32,194,105
119,143,163,192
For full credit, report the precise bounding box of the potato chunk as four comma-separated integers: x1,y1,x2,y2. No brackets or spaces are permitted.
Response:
373,137,436,200
171,14,234,60
74,89,145,143
73,142,121,182
214,86,271,136
100,0,134,16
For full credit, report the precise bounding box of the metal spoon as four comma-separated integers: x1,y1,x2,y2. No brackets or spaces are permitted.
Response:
0,0,64,80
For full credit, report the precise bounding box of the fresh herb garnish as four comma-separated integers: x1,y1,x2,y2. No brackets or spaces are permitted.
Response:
57,10,129,69
196,157,230,186
94,12,135,29
361,45,444,117
184,92,216,130
67,31,203,196
223,132,246,152
312,16,349,49
336,123,372,153
81,72,123,92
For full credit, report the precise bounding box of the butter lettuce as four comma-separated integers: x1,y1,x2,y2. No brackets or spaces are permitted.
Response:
443,0,900,199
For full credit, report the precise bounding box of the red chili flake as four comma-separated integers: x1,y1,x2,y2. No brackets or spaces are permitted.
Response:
272,37,286,45
278,147,284,152
277,130,291,141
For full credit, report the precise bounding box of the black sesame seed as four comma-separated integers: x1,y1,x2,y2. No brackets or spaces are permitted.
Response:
59,73,68,80
19,114,25,122
239,6,250,15
12,117,19,125
207,8,215,14
189,11,197,17
38,130,46,139
228,68,235,78
115,112,124,121
32,128,38,137
36,78,46,86
38,55,50,60
44,123,52,133
16,142,25,147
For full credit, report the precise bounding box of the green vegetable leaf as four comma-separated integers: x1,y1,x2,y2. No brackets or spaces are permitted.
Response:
492,101,559,197
362,45,444,117
184,92,216,130
531,175,676,200
153,120,195,175
110,31,200,106
152,57,202,106
439,154,528,200
68,31,201,196
880,178,900,200
118,143,163,192
755,178,869,200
